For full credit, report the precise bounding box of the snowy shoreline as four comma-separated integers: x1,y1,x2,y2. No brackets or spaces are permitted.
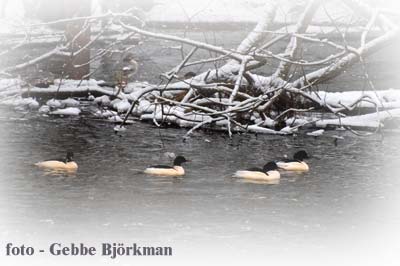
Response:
1,78,399,134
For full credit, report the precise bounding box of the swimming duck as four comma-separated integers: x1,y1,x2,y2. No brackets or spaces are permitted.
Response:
233,162,280,181
35,152,78,171
276,150,309,171
144,155,188,176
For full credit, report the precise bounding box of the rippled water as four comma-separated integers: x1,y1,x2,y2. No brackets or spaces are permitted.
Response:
0,108,399,265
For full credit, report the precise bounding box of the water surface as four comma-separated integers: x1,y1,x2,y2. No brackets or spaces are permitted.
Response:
0,109,399,265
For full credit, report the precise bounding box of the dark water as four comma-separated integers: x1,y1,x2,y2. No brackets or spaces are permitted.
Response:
0,108,399,265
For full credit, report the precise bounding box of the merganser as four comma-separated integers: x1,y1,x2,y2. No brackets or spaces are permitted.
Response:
144,155,188,176
35,152,78,171
276,150,309,171
233,162,280,181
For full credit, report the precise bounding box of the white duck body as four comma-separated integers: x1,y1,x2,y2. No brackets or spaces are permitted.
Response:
144,166,184,176
277,161,309,171
35,161,78,171
144,156,188,177
233,170,280,181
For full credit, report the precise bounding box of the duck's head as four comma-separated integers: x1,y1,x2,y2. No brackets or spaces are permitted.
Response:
263,161,278,172
293,150,309,161
66,151,74,162
173,155,189,166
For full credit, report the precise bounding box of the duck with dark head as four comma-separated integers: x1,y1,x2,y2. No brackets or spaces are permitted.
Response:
276,150,310,171
233,161,280,181
35,151,78,171
144,155,189,176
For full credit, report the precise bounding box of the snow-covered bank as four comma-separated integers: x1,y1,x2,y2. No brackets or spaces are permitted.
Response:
0,78,399,134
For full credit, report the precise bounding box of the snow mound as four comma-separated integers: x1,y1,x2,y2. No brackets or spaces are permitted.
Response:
61,98,80,107
113,125,126,132
307,129,325,136
108,115,123,123
94,95,111,106
113,99,131,113
50,107,81,116
38,105,50,114
95,110,117,118
46,99,63,108
280,126,298,134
